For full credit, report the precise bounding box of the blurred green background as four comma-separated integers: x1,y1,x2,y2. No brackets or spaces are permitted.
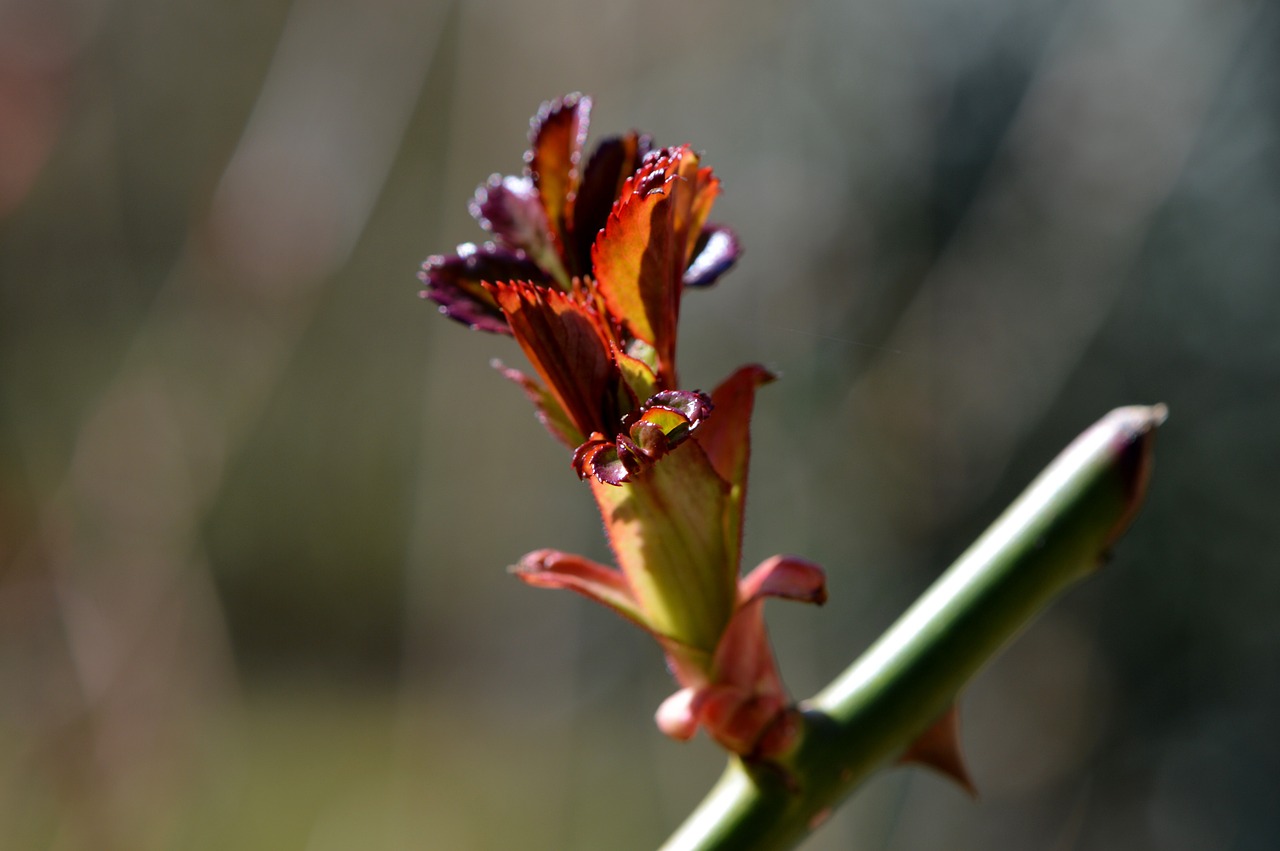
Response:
2,0,1278,848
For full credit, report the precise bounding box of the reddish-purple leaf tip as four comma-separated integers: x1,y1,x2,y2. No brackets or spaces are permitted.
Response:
419,243,548,334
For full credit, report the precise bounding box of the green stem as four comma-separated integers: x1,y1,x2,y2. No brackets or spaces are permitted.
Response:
661,405,1166,851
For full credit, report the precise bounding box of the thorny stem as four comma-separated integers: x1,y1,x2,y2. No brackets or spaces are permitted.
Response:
661,405,1166,851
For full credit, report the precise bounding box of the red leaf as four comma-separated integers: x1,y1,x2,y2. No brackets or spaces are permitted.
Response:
492,359,583,449
513,549,646,629
629,389,713,456
655,687,702,740
692,364,775,565
570,131,652,275
469,174,565,284
693,683,790,757
525,93,590,265
418,243,548,334
573,436,631,485
486,281,622,441
708,599,784,715
684,224,741,288
671,154,721,268
591,149,684,382
738,555,828,607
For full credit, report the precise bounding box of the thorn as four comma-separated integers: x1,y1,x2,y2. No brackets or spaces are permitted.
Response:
899,705,977,796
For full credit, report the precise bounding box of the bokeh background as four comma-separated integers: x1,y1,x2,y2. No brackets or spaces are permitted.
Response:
2,0,1278,848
